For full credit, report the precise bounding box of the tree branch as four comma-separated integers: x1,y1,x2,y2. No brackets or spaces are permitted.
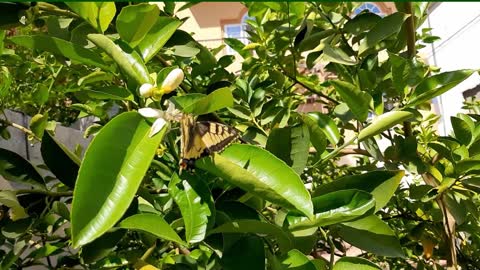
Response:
15,189,73,197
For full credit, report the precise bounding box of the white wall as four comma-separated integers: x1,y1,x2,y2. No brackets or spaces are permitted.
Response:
421,2,480,135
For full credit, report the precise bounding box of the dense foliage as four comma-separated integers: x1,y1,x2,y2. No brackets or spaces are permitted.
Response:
0,2,479,269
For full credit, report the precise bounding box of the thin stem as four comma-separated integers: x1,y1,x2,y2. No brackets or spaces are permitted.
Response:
284,72,339,105
140,241,157,261
15,189,73,197
37,2,81,19
311,136,357,168
319,228,335,268
0,118,40,141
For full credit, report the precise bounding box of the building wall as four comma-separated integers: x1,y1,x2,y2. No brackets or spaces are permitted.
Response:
421,3,480,135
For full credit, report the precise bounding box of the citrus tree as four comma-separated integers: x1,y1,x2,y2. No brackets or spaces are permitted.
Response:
1,2,479,269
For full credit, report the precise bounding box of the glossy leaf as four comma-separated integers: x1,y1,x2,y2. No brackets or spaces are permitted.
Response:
451,116,472,145
87,33,151,85
303,115,327,154
358,111,415,142
81,229,127,263
81,86,134,101
208,219,294,253
30,113,48,139
407,70,475,107
66,2,115,33
41,131,80,188
0,66,12,98
0,148,45,189
71,112,166,248
138,17,182,62
287,190,375,231
266,125,310,174
118,213,186,245
330,80,372,122
333,257,381,270
221,235,265,270
305,113,340,145
171,87,234,115
343,13,381,35
9,35,110,70
298,29,336,52
313,171,404,212
337,215,404,257
168,173,212,244
322,44,356,65
358,13,409,55
280,249,317,270
0,190,28,221
197,144,314,218
116,4,159,47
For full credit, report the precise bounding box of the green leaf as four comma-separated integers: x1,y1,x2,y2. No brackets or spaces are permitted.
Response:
30,113,48,139
116,4,159,47
168,173,212,244
298,29,336,52
197,144,313,218
456,157,480,175
32,84,49,105
78,71,113,86
287,190,375,231
81,86,134,101
171,87,234,115
343,13,381,35
0,66,12,98
0,190,28,221
224,38,250,59
137,17,182,62
52,201,70,221
87,33,151,85
303,115,327,154
81,229,126,264
407,70,475,107
266,125,310,174
451,116,472,145
358,110,415,142
66,2,116,33
0,148,45,189
313,171,403,212
305,113,340,145
359,13,409,55
41,131,80,188
279,249,318,270
9,35,111,71
118,213,186,245
337,215,404,257
209,219,294,253
321,44,356,65
330,80,372,122
71,112,166,248
333,257,381,270
221,235,265,270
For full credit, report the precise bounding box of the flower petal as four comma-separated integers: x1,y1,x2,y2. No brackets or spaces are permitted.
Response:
139,83,155,97
149,118,167,137
160,68,184,94
138,108,164,118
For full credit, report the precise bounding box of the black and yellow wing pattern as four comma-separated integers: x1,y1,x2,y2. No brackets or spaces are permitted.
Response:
180,114,239,170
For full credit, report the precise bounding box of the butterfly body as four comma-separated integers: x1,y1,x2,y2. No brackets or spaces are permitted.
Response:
180,114,239,171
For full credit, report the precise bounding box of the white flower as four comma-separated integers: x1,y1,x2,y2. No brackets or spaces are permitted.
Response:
138,101,183,137
139,83,155,98
160,68,184,94
139,68,184,100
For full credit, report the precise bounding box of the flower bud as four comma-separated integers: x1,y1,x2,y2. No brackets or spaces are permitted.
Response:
139,83,155,98
160,68,184,94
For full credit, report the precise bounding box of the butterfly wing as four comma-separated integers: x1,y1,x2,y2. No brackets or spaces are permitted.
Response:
180,115,239,170
195,121,239,154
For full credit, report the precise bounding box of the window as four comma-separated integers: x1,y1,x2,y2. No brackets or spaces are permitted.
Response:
353,2,384,17
224,13,252,54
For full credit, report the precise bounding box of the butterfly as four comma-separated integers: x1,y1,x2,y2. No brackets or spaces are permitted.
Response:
179,114,239,171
